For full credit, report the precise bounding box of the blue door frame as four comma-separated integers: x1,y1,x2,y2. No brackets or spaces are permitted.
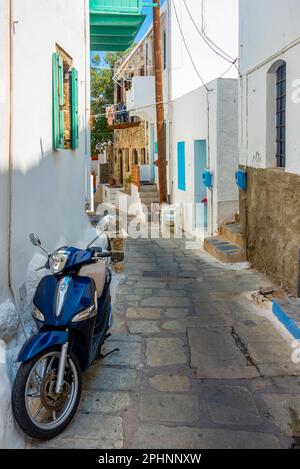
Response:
177,141,186,191
194,140,208,229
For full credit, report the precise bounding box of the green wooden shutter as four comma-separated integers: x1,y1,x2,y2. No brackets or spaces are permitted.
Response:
71,68,79,150
52,53,64,149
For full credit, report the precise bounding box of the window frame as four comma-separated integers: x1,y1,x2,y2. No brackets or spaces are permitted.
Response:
52,48,79,151
163,31,167,71
275,63,286,168
177,141,186,192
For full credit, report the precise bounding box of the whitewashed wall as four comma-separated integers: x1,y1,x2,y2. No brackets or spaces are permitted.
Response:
239,0,300,173
0,0,10,302
8,0,90,300
171,78,238,237
0,0,91,448
169,0,238,100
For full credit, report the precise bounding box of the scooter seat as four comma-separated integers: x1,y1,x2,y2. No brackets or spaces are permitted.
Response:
79,261,106,297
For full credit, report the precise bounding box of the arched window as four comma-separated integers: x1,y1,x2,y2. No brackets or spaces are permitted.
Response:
125,149,130,172
276,63,286,168
141,148,146,165
118,149,123,184
132,149,139,166
266,60,287,168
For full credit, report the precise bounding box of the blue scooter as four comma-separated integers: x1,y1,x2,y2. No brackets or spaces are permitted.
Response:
12,229,116,440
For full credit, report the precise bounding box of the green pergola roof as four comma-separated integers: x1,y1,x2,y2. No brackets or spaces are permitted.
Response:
90,0,147,52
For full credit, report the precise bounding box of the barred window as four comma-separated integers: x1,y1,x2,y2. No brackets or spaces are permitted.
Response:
276,63,286,168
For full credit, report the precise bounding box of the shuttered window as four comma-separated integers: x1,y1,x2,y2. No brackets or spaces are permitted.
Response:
52,53,64,149
52,51,79,150
71,68,79,149
177,141,186,191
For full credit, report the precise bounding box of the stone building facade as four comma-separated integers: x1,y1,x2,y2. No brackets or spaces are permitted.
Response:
239,0,300,294
112,122,149,187
110,26,154,189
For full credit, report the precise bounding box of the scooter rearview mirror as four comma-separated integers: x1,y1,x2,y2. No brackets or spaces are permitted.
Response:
29,233,41,247
29,233,50,256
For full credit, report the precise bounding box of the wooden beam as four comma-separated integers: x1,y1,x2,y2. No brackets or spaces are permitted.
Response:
108,122,140,130
153,0,167,204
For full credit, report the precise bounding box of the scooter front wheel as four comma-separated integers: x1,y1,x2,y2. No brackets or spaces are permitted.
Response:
12,346,81,441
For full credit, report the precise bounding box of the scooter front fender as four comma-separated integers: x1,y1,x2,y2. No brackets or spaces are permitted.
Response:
17,331,68,363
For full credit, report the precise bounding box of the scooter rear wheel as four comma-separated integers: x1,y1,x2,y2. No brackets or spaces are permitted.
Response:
12,346,81,441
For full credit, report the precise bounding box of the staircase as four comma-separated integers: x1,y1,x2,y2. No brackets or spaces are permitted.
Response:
204,223,247,264
139,183,159,222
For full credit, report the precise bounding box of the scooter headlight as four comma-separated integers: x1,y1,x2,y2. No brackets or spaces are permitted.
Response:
49,251,69,274
71,305,97,323
32,306,45,322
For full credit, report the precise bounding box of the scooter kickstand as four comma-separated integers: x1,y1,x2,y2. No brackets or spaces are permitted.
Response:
98,347,120,361
104,332,111,342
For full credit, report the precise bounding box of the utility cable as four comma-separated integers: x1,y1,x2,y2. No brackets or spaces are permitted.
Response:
171,0,210,91
200,0,236,61
182,0,239,74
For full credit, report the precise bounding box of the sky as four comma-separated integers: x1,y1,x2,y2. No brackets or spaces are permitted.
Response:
136,0,166,41
91,1,164,65
135,5,154,42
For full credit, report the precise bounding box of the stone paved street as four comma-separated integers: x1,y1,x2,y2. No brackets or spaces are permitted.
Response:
31,237,300,449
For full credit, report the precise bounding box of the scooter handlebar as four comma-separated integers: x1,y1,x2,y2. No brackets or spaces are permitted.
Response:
97,251,112,258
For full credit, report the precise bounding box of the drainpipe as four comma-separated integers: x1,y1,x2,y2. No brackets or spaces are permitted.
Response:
206,90,213,237
8,0,14,295
8,0,27,337
84,0,91,209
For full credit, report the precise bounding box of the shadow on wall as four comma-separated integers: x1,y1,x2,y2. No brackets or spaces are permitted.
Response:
0,129,91,448
0,128,90,301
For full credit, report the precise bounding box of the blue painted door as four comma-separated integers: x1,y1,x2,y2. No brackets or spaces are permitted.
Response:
150,124,155,182
177,141,186,191
194,140,208,229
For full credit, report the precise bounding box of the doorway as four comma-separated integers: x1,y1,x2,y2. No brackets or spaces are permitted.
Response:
194,140,208,231
118,149,123,185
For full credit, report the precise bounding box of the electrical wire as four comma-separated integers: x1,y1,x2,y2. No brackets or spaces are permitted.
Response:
182,0,238,70
93,100,170,119
171,0,210,91
219,61,237,78
200,0,236,61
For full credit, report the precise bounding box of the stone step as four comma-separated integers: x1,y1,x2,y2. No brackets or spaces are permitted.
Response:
140,195,160,204
204,236,247,264
140,184,158,193
141,203,159,212
220,223,246,249
140,190,159,197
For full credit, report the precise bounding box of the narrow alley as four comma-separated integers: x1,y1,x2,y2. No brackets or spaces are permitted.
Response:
31,237,300,449
2,0,300,455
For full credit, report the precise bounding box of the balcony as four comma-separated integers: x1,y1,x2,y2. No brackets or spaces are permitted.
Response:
126,76,156,121
105,104,141,130
90,0,146,52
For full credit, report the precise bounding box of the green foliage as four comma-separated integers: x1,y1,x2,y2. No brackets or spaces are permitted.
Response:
90,47,136,154
91,53,101,67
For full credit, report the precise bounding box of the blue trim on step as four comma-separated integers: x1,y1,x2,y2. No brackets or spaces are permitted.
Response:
272,301,300,340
